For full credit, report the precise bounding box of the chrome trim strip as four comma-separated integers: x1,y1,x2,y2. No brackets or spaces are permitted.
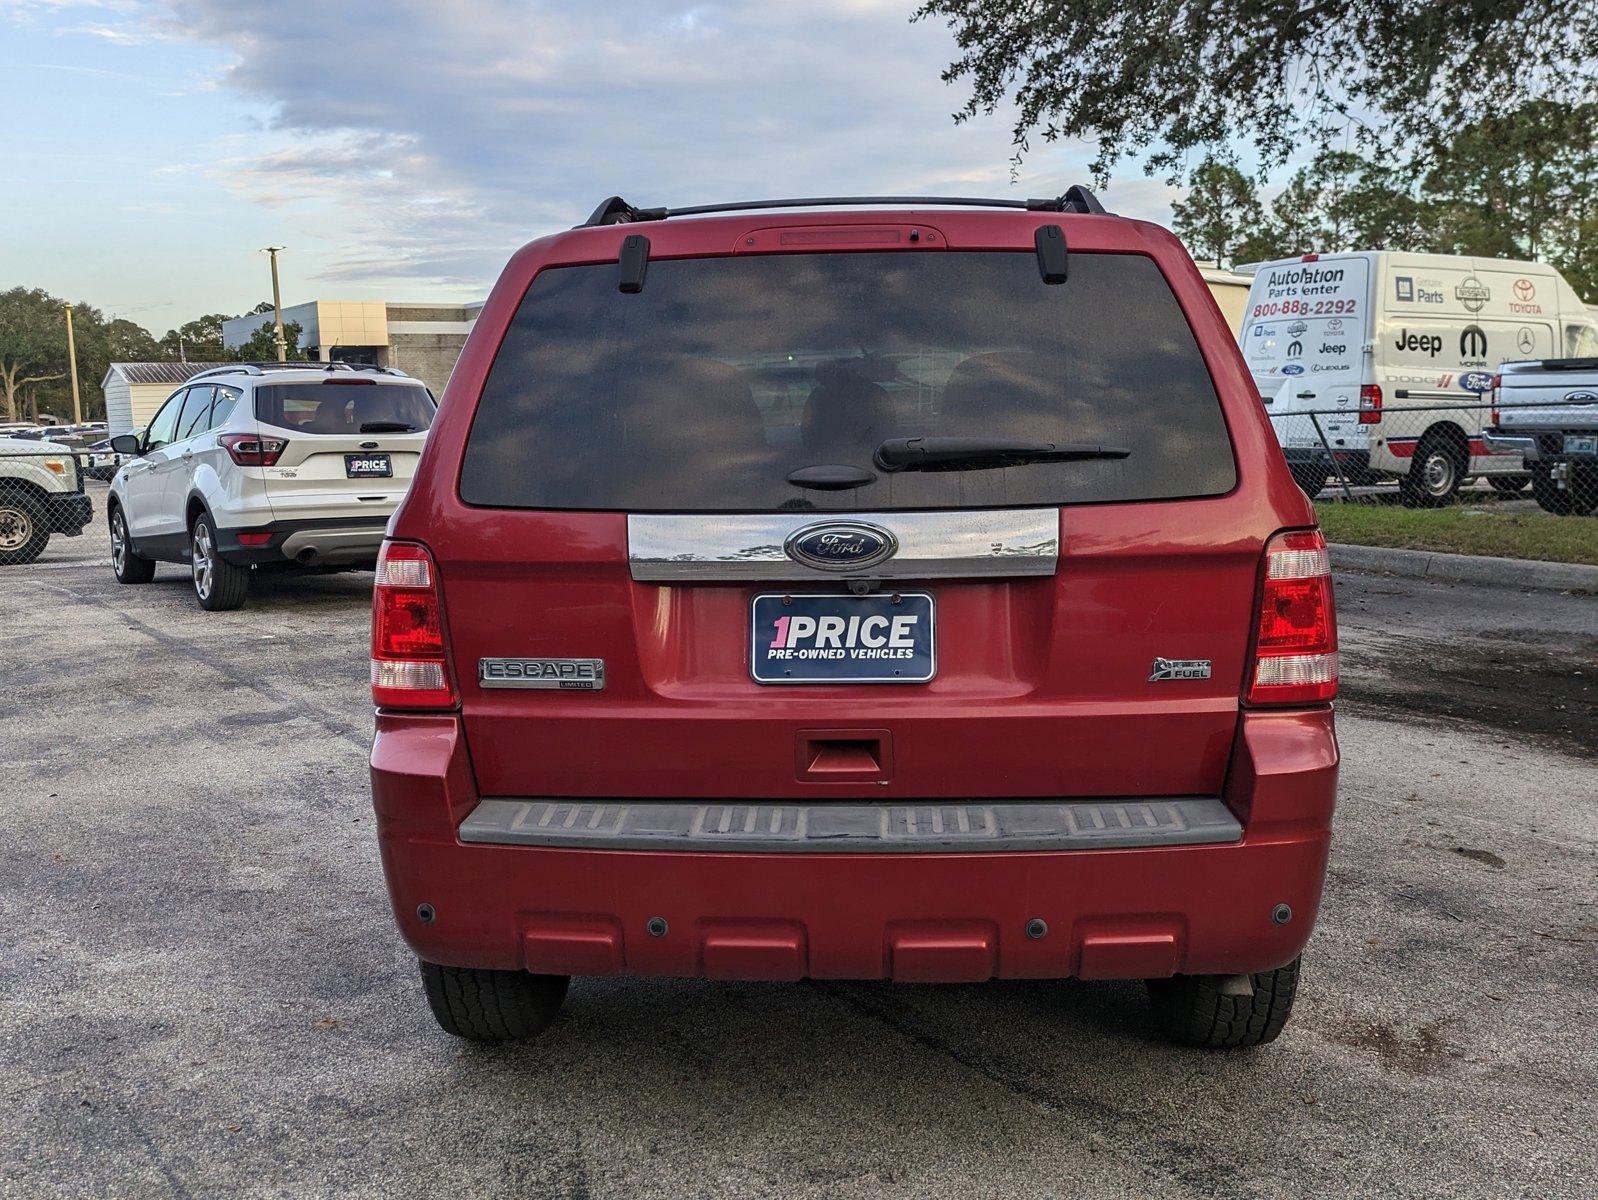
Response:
460,797,1241,853
628,509,1059,581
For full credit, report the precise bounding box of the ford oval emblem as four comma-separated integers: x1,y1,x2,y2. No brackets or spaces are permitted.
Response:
1565,390,1598,404
1282,363,1305,376
1460,372,1494,393
784,521,897,571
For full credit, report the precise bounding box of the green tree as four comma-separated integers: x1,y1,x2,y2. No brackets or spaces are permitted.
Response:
1422,101,1598,298
1170,155,1263,267
0,288,71,422
915,2,1597,184
157,313,233,361
229,318,303,361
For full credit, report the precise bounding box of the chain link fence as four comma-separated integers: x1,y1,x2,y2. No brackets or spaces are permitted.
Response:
1267,397,1598,515
0,449,108,566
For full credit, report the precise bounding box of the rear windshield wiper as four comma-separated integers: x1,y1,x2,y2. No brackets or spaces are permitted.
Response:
874,436,1130,473
359,421,416,433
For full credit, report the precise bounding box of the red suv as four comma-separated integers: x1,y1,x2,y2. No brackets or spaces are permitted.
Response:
371,191,1339,1048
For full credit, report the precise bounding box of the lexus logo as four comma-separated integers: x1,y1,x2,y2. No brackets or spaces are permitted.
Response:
784,521,897,571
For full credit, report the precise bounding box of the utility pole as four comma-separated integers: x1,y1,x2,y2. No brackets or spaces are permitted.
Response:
63,304,83,423
262,246,287,362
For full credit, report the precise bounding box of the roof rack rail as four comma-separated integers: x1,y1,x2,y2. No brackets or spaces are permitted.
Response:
579,187,1108,227
186,361,409,381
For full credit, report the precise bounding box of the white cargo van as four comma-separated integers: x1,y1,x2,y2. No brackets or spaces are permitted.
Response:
1239,252,1598,504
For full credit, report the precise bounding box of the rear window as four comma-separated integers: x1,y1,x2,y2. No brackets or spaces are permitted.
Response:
255,382,435,435
462,251,1235,511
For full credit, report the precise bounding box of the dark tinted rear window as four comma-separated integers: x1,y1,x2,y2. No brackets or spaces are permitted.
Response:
462,251,1234,511
256,382,434,435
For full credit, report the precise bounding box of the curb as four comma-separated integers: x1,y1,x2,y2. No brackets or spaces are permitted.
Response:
1329,543,1598,593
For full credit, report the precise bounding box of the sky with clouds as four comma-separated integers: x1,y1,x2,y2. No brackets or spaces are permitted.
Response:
1,0,1182,335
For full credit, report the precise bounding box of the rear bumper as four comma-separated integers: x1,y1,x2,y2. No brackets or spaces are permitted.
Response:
371,708,1338,982
1482,427,1541,460
217,514,389,565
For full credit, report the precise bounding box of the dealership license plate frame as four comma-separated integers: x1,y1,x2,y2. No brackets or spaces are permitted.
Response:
345,452,393,479
750,592,936,685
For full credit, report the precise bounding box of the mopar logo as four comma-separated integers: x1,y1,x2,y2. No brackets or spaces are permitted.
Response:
1460,325,1488,360
785,522,897,571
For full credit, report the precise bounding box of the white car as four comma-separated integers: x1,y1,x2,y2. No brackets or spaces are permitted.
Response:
107,363,435,609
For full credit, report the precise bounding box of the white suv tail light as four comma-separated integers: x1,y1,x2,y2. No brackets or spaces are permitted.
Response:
1246,530,1338,706
371,541,458,709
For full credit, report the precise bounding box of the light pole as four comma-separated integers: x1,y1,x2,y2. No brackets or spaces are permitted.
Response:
63,304,83,423
262,246,287,363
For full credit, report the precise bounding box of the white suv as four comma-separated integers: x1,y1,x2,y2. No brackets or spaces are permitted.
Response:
107,363,435,609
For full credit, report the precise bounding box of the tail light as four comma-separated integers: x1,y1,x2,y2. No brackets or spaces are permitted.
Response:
371,541,457,709
220,432,287,466
1246,530,1337,706
1490,374,1502,425
1358,384,1382,425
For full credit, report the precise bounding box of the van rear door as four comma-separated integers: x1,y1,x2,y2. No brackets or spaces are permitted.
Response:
1241,258,1370,463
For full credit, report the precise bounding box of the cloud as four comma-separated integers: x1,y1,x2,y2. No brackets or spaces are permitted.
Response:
14,0,1182,291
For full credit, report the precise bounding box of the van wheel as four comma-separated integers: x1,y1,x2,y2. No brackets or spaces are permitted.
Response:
1146,956,1300,1048
1488,474,1528,495
0,488,50,565
1531,463,1598,516
1289,465,1328,500
110,505,156,583
419,960,569,1042
190,513,249,610
1400,435,1466,508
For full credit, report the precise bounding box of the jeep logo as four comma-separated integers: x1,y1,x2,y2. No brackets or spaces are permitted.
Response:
785,522,897,571
1394,329,1442,356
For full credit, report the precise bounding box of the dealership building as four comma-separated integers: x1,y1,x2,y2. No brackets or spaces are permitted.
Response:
220,300,480,396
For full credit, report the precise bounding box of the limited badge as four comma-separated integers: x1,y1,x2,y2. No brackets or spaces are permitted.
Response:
1149,657,1212,682
479,658,605,690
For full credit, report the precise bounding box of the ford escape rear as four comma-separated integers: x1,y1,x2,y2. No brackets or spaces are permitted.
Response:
371,191,1340,1048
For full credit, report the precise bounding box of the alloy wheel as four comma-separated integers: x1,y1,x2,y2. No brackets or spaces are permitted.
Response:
111,511,127,573
192,522,214,600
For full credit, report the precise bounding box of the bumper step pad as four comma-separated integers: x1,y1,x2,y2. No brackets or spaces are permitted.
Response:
459,797,1241,853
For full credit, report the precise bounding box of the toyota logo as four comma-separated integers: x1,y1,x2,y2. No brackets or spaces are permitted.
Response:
784,521,897,571
1513,278,1536,302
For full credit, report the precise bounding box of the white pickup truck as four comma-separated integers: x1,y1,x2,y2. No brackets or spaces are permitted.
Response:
0,435,95,564
1484,358,1598,515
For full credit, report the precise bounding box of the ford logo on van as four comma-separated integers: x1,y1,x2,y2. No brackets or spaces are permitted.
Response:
785,521,897,571
1282,364,1305,376
1460,372,1494,393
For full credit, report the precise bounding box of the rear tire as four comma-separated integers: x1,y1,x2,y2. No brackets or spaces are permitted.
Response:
419,960,569,1042
190,513,249,610
1147,956,1301,1048
1289,465,1329,500
1530,463,1598,516
0,488,50,565
1400,434,1466,508
110,504,156,584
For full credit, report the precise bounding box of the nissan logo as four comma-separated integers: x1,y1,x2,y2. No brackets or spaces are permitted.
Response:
784,521,897,571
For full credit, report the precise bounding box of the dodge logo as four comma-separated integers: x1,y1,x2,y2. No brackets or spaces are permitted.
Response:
785,521,897,571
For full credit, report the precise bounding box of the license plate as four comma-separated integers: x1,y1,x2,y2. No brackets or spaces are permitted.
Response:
345,453,392,478
751,593,935,684
1563,434,1597,457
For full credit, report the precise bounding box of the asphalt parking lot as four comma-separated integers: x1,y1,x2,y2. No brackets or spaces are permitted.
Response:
3,483,1595,1199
